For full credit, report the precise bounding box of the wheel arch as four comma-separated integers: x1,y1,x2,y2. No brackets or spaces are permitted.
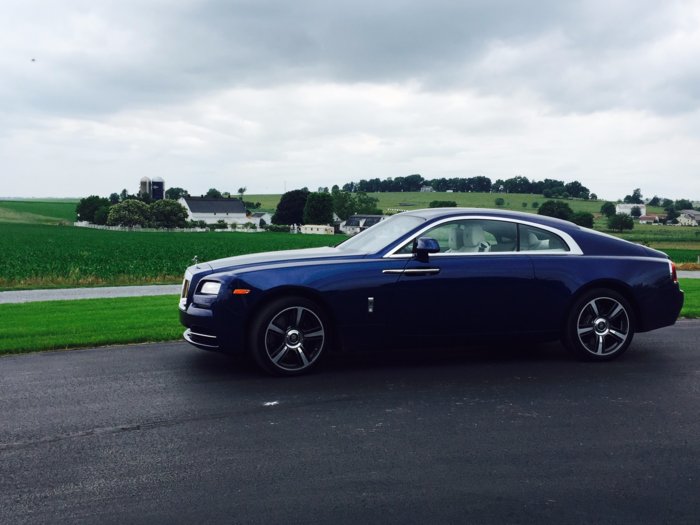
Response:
244,286,343,352
565,279,644,332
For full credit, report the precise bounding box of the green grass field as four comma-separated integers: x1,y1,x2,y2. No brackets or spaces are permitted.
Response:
0,199,78,224
0,295,183,356
0,223,347,289
1,281,696,357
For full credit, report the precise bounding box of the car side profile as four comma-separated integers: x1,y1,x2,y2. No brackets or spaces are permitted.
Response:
178,208,684,376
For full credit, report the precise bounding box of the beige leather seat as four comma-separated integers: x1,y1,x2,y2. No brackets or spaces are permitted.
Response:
446,227,464,252
461,223,490,252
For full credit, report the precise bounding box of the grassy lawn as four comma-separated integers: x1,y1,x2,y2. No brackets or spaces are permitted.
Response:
1,281,697,357
679,279,700,319
0,199,78,223
0,295,183,356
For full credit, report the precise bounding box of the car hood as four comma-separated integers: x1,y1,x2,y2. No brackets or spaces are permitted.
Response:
205,246,367,273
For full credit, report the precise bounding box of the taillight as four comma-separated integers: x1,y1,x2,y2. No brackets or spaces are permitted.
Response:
670,261,677,282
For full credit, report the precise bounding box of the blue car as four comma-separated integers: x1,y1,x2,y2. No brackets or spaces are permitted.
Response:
178,208,684,376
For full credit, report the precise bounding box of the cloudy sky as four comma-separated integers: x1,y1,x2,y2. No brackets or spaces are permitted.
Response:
2,0,699,200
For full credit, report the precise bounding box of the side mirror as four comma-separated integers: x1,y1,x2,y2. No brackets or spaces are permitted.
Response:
413,237,440,263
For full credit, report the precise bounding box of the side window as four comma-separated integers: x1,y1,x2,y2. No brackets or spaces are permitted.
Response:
519,224,569,252
398,219,518,254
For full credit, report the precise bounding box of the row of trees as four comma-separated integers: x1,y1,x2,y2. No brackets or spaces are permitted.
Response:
77,196,190,228
339,175,595,199
271,188,384,226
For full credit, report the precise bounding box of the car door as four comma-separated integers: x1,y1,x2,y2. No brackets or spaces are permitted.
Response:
386,218,536,345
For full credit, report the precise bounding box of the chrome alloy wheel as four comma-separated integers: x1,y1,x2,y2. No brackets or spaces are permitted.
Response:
576,297,630,356
264,307,326,371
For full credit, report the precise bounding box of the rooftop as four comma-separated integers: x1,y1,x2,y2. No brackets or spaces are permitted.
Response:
181,196,247,214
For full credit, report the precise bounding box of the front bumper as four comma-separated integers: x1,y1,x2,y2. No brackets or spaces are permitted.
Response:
179,305,245,355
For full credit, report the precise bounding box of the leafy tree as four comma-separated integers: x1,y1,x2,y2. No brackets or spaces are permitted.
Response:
139,192,153,204
331,185,340,192
93,206,111,225
590,193,598,201
429,201,458,208
331,189,356,220
206,188,223,198
532,202,539,209
543,189,553,198
119,189,130,202
522,202,528,208
494,197,505,207
303,192,334,224
623,188,643,204
630,206,642,218
151,199,189,228
579,190,590,200
214,220,228,229
661,198,674,209
272,189,309,225
107,200,151,227
569,211,594,228
562,192,570,199
76,195,112,223
259,218,267,227
238,187,247,200
243,201,261,209
666,209,679,223
607,213,634,232
355,192,382,214
109,193,120,205
674,199,694,211
165,187,189,200
537,200,573,221
600,202,616,217
647,195,661,207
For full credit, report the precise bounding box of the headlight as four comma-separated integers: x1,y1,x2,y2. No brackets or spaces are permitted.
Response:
199,281,221,295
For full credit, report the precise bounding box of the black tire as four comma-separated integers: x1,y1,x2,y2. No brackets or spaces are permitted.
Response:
562,288,635,361
248,296,331,376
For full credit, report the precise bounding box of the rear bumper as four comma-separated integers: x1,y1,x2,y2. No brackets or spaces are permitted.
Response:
638,284,684,333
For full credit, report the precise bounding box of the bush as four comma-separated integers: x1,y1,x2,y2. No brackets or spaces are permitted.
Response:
569,211,594,228
532,202,539,209
537,200,573,221
93,206,111,226
562,192,571,199
522,202,528,208
607,213,634,232
107,200,151,227
429,201,458,208
264,224,291,233
494,198,505,207
543,189,553,198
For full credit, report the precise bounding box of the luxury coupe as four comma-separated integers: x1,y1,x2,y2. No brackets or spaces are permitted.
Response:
179,208,684,376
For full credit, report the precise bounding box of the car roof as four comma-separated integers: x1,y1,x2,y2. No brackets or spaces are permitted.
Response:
401,207,581,231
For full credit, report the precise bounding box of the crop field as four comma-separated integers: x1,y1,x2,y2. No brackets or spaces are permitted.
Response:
0,199,78,224
0,223,347,289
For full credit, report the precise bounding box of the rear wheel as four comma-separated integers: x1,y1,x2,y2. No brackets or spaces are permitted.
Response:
248,296,330,376
563,289,635,361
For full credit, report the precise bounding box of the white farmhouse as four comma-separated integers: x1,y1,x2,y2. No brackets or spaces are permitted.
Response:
341,215,388,235
678,209,700,226
178,196,249,225
250,212,272,228
616,204,646,216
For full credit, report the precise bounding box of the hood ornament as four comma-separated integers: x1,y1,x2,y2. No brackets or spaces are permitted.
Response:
192,255,199,268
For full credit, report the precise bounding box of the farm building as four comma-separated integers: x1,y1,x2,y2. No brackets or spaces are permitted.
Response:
300,225,334,235
250,212,272,228
638,214,667,225
341,215,388,235
616,204,646,216
178,196,249,225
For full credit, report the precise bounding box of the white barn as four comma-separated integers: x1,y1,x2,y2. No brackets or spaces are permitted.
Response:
616,204,646,216
178,196,249,225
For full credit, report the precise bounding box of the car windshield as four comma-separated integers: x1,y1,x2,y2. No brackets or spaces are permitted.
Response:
336,215,425,253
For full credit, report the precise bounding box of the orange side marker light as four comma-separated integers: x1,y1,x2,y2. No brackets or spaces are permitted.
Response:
233,289,251,294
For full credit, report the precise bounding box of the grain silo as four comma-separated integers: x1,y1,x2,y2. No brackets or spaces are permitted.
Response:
151,176,165,200
140,176,152,197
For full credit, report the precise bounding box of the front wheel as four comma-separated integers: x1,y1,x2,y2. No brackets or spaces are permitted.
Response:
248,297,331,376
563,289,635,361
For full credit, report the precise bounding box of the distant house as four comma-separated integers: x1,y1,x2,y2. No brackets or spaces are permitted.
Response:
341,215,388,235
678,209,700,226
178,196,249,225
616,204,646,216
300,225,334,235
420,186,434,192
250,212,272,227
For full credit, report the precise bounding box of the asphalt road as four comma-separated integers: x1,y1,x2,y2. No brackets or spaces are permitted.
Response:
1,322,700,524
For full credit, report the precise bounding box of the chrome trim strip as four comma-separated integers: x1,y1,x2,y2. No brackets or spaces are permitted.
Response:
184,329,219,348
404,268,441,274
382,269,406,274
384,215,584,258
189,331,216,339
